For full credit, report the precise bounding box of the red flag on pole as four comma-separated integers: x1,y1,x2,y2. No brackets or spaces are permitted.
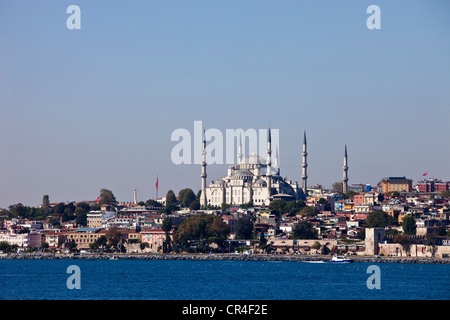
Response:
423,172,427,176
95,196,100,203
155,176,159,200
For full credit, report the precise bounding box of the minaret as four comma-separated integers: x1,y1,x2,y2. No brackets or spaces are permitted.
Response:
301,130,308,196
275,146,279,175
255,154,261,178
343,144,349,194
133,189,137,204
266,126,272,199
135,215,141,232
237,133,243,165
200,127,208,208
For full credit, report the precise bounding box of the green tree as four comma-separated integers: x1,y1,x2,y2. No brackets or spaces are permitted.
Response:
165,190,177,207
68,240,77,252
436,226,447,236
173,213,229,250
357,228,366,240
140,242,149,252
75,212,87,227
8,203,27,218
90,203,101,211
269,199,286,216
235,218,254,239
344,190,357,199
386,229,399,237
66,203,75,214
292,221,318,239
189,200,200,210
259,230,267,246
161,190,179,214
440,190,450,198
41,242,49,251
394,234,411,254
298,206,319,217
365,210,395,228
402,215,416,235
96,235,108,250
161,217,173,253
48,218,61,227
145,199,162,207
105,226,121,251
241,202,254,209
42,195,50,211
317,198,332,211
75,202,90,213
98,189,117,206
0,241,18,253
209,217,230,240
28,207,46,220
312,241,321,251
75,202,90,227
161,217,173,234
331,181,343,194
197,219,207,240
178,188,196,208
62,207,75,222
284,200,306,216
53,203,65,215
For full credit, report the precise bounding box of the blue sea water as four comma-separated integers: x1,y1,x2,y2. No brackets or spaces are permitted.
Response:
0,259,448,300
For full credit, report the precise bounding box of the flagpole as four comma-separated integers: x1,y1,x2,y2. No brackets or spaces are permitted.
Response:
156,174,158,200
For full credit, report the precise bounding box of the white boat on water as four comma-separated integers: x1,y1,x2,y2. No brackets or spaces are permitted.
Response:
330,255,353,263
302,260,326,263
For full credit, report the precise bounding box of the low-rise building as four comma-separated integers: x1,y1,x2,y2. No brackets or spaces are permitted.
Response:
87,211,115,229
354,204,373,213
334,200,345,212
43,231,65,249
0,231,41,248
222,215,238,234
378,176,413,193
140,229,172,253
61,228,102,249
417,178,450,193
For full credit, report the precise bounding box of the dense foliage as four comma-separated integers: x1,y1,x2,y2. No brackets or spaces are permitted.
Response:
173,213,230,250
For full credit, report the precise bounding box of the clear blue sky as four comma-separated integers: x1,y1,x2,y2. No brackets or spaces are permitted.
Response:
0,0,449,208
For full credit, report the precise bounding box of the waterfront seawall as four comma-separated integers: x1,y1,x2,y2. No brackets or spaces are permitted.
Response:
1,253,449,264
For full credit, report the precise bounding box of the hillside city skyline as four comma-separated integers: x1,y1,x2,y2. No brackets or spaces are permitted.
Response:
1,1,449,208
0,121,448,208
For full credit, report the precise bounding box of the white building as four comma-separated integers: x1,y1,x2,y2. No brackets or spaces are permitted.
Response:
206,154,303,207
87,211,115,229
0,231,41,248
203,128,305,208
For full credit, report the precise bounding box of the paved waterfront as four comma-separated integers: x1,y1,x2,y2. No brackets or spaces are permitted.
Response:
1,253,449,264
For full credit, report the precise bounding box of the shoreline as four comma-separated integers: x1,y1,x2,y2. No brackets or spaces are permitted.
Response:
1,253,449,264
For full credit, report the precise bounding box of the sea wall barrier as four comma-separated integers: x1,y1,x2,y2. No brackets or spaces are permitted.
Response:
1,253,449,264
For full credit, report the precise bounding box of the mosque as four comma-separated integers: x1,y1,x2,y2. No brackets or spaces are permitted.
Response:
195,127,312,208
198,127,349,208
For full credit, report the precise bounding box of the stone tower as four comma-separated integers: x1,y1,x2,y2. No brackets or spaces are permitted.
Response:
266,126,272,197
365,228,385,255
343,144,348,194
301,131,308,196
199,127,207,208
